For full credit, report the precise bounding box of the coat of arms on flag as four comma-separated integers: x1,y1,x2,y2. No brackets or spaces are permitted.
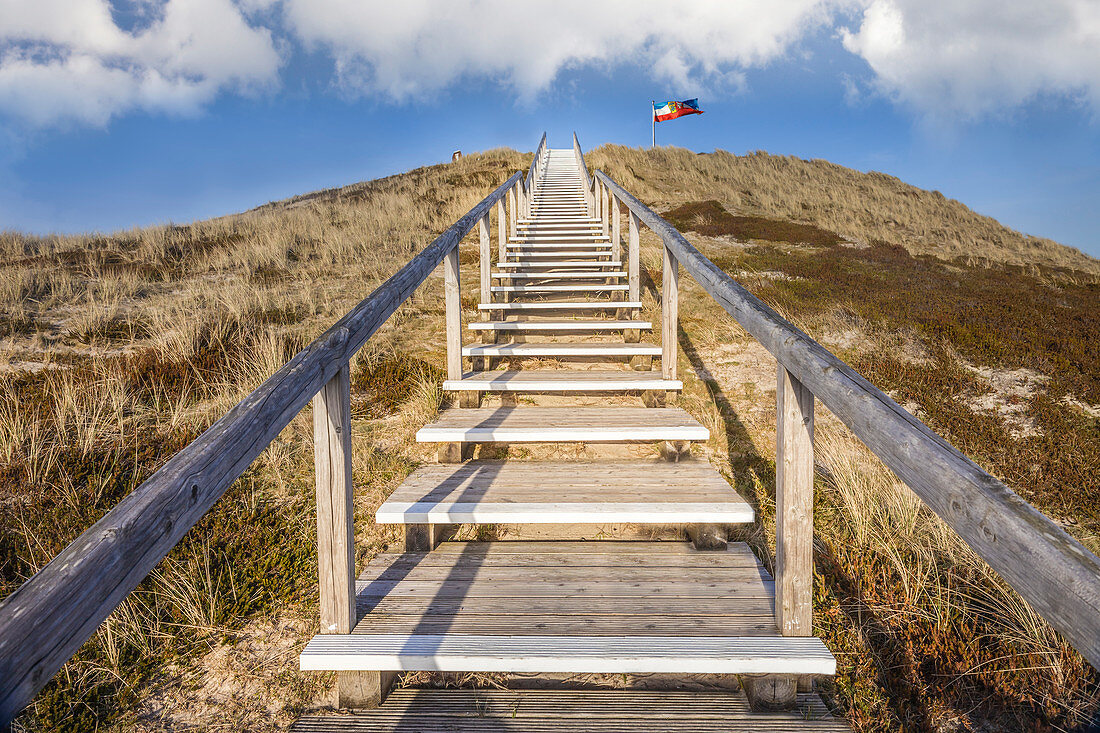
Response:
653,99,704,122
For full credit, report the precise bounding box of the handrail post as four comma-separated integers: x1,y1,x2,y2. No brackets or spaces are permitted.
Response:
497,197,506,264
313,364,355,636
602,183,610,238
444,244,462,381
776,365,814,637
508,186,517,238
611,194,621,261
628,210,640,303
315,364,392,706
662,245,678,379
479,213,491,320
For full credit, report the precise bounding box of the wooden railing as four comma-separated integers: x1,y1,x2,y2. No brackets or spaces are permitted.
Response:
0,139,541,724
571,135,1100,669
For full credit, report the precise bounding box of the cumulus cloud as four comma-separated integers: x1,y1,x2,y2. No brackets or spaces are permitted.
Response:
280,0,840,100
3,0,1100,130
0,0,282,126
841,0,1100,120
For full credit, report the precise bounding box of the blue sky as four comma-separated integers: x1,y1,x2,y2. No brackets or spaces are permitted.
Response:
1,0,1098,258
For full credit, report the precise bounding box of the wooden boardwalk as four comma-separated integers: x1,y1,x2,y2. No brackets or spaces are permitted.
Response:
297,142,843,725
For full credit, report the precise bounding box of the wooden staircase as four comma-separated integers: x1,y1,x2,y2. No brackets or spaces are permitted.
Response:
297,141,841,726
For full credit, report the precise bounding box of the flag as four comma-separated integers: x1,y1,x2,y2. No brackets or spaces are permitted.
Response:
653,99,703,122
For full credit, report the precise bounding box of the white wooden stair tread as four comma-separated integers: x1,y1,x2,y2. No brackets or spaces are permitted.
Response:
462,342,660,356
377,460,747,524
468,320,649,331
492,284,627,292
478,301,642,310
492,271,626,279
415,407,708,443
299,542,835,675
442,370,678,392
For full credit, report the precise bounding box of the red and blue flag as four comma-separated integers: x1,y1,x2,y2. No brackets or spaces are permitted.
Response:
653,99,703,122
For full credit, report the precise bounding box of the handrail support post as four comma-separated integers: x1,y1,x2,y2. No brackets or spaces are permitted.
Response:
776,365,814,637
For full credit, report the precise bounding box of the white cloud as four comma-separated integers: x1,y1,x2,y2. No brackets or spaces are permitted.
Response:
0,0,282,126
842,0,1100,121
280,0,840,100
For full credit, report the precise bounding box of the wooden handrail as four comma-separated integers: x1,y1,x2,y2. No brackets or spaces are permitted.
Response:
0,169,525,725
592,168,1100,670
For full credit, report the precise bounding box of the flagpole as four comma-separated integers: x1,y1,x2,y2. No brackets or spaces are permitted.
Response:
651,100,655,149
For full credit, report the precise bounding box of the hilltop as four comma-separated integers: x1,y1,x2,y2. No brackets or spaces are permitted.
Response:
1,147,1098,732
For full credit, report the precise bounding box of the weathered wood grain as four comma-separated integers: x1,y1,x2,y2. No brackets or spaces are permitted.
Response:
595,168,1100,670
662,244,679,381
776,365,814,637
313,365,356,635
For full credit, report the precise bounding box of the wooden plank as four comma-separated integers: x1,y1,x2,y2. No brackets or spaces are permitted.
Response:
300,634,835,675
776,365,814,637
662,244,679,381
612,192,621,260
462,342,660,357
479,302,642,311
0,167,526,724
497,197,506,262
491,284,628,293
415,407,709,443
444,246,462,381
479,214,491,321
313,365,356,635
291,688,849,732
441,370,680,392
492,271,627,279
467,320,649,331
628,210,640,303
595,169,1100,671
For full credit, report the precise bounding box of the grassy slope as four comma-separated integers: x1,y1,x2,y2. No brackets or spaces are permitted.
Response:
2,146,1098,732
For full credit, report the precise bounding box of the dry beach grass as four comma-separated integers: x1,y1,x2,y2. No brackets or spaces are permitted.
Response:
1,145,1098,731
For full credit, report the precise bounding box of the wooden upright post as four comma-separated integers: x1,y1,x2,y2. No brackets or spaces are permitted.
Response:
497,197,506,263
628,211,640,303
478,214,490,320
313,364,355,636
602,185,610,238
776,365,814,636
612,194,621,261
508,187,516,239
444,246,461,381
314,365,392,708
662,245,678,380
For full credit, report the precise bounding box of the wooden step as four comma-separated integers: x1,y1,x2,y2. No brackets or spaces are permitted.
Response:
291,688,849,732
504,250,615,258
495,260,622,268
462,342,659,357
478,301,642,311
299,542,835,675
507,242,613,249
377,460,742,524
415,407,708,443
491,284,627,293
468,320,648,332
492,271,626,279
442,370,679,393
